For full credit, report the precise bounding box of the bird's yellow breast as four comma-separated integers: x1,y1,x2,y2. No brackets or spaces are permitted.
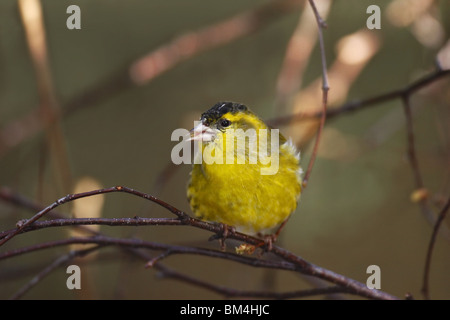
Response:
187,122,302,234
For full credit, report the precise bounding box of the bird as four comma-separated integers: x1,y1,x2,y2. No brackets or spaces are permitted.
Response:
187,102,302,247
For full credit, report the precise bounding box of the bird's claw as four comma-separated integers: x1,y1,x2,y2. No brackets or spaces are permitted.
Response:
208,223,235,251
256,233,278,252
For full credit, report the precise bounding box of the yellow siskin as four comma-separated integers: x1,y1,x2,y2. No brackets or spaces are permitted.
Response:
187,102,302,239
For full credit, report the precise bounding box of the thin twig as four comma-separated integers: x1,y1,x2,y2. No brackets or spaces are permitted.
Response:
0,234,398,300
121,247,352,300
0,217,182,239
421,196,450,300
401,94,424,188
9,246,101,300
1,189,296,300
302,0,329,188
268,68,450,127
18,0,72,193
400,93,443,236
0,186,399,300
145,251,173,268
269,245,397,300
0,236,299,273
274,0,330,113
0,186,63,219
158,262,352,299
0,186,99,237
0,186,186,246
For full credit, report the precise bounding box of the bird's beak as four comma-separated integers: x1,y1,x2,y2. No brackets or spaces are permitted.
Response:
187,122,216,142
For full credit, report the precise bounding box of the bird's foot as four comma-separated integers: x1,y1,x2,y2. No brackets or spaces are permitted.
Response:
256,233,278,252
209,223,236,251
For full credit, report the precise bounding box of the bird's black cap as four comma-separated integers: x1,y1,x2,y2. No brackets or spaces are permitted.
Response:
201,102,248,125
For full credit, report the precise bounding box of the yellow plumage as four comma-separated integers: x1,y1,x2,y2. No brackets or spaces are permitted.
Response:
187,102,302,236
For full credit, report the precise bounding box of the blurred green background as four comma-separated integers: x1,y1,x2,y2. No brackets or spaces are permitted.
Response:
0,0,449,299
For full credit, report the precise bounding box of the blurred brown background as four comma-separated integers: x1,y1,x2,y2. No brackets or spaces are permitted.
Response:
0,0,449,299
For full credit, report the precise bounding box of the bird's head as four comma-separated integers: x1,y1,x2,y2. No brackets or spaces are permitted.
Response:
189,102,264,143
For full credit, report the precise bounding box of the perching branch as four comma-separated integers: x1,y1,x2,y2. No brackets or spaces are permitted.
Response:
0,186,185,247
1,1,447,301
0,186,399,300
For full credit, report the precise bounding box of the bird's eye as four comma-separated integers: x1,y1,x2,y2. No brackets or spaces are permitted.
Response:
220,119,231,127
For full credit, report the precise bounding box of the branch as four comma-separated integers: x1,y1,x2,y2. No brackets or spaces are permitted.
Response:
9,246,101,300
0,234,398,300
421,196,450,299
273,0,331,113
0,236,299,274
0,217,181,239
18,0,73,193
0,186,185,246
400,92,449,241
268,68,450,127
110,246,352,300
0,186,399,300
157,262,352,299
302,0,329,187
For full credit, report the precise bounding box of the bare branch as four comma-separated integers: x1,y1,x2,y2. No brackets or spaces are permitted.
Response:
402,95,425,189
268,68,450,127
1,1,447,301
18,0,72,193
158,262,352,299
0,217,181,239
119,247,353,300
302,0,329,187
400,93,449,240
0,186,399,300
421,196,450,299
0,186,186,246
9,246,101,300
0,235,302,272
